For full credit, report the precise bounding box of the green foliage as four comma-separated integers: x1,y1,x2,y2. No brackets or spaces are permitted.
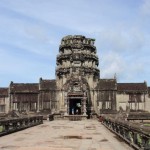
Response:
144,124,150,127
0,126,4,132
137,134,142,144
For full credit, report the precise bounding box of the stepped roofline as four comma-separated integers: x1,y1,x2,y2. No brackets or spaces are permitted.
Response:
61,35,95,41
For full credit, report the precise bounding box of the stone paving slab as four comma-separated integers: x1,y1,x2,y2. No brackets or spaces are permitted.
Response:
0,120,133,150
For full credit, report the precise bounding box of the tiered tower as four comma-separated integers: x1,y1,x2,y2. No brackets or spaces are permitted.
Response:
56,35,100,116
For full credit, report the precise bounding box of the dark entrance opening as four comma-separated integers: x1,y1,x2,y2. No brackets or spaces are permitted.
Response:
69,99,81,115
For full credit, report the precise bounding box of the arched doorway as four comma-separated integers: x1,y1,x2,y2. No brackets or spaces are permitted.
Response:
63,76,91,117
69,98,81,115
67,93,83,115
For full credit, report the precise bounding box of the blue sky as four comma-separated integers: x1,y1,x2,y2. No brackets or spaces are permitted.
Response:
0,0,150,87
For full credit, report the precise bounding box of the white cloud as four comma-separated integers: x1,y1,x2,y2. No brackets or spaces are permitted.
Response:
0,47,56,85
25,26,51,43
141,0,150,16
100,52,125,79
95,27,145,53
0,16,57,58
99,50,146,83
0,0,125,33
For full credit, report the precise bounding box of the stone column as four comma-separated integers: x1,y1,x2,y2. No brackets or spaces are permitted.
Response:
10,94,13,111
41,92,43,110
67,98,69,115
83,97,87,115
64,96,68,115
37,93,40,112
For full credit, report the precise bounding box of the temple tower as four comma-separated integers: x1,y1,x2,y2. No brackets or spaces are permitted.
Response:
56,35,100,116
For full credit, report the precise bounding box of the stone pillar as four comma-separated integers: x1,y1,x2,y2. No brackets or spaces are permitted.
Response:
28,98,30,111
61,90,64,110
67,98,69,115
15,103,18,111
144,93,146,110
83,97,87,115
64,96,68,115
10,94,14,111
49,94,51,113
40,92,43,110
93,90,96,112
37,94,40,112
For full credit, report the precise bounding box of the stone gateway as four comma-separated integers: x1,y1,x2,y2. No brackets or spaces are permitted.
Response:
56,35,101,117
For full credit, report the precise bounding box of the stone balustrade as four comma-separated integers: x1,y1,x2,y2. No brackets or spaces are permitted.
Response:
102,115,150,150
0,115,43,136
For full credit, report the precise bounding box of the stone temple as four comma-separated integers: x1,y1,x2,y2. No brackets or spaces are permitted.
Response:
0,35,150,118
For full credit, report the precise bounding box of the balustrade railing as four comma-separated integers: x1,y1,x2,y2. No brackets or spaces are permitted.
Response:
102,116,150,150
0,115,43,136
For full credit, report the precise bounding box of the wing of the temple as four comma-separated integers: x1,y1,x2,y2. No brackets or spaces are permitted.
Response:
117,82,148,111
95,79,117,114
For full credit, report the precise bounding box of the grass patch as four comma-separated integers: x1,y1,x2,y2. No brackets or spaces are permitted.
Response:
144,124,150,127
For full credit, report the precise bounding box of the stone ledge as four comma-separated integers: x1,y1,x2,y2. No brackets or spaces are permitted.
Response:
63,115,87,121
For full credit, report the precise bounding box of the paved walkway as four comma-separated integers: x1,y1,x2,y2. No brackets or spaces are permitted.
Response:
0,120,133,150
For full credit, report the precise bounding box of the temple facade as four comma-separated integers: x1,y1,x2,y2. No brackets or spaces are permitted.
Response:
0,35,150,116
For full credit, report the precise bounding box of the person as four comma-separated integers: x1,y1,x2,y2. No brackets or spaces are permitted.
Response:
76,109,78,115
72,108,74,115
